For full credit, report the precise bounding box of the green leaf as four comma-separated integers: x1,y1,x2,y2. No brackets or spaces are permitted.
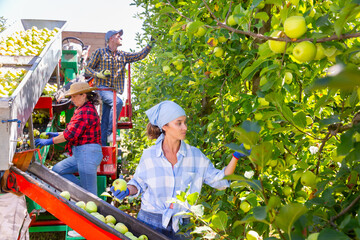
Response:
334,4,359,37
187,192,199,205
293,111,307,129
318,228,351,240
249,141,273,168
242,121,261,133
210,211,228,231
275,203,308,234
169,21,186,35
242,58,270,80
253,206,267,220
231,127,260,146
255,12,269,22
224,175,262,192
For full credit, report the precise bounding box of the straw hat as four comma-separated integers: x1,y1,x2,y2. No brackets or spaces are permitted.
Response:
65,82,97,97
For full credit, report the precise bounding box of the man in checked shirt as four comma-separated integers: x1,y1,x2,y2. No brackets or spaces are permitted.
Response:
86,29,154,146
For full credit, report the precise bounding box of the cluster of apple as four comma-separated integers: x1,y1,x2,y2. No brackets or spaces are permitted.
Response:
31,110,50,125
15,128,41,151
268,15,337,63
0,68,27,97
42,83,58,98
0,26,60,56
60,188,148,240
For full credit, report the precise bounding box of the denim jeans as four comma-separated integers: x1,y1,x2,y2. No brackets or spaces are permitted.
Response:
97,85,123,146
137,209,191,240
52,144,103,195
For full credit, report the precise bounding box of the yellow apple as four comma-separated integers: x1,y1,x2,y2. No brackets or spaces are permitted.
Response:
292,41,316,62
268,30,286,53
112,178,127,191
284,15,307,39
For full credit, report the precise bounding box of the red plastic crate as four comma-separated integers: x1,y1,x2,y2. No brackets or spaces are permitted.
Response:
97,146,117,179
34,97,53,120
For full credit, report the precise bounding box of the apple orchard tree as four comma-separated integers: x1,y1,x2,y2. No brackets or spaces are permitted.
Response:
120,0,360,239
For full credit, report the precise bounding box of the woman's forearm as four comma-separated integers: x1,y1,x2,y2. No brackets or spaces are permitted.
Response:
224,156,239,175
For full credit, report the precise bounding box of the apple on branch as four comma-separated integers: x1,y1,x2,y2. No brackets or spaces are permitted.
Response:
292,41,316,62
268,30,286,53
284,15,307,39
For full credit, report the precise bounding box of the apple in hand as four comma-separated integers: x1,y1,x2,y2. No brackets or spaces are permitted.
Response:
284,15,307,39
112,179,127,191
292,41,316,62
103,70,111,76
268,30,286,53
40,132,49,139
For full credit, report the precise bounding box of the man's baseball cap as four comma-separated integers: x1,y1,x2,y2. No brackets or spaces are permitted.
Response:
105,29,123,42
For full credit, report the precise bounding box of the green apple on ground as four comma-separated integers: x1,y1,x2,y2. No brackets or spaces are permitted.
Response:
301,171,317,187
246,230,259,240
284,15,307,39
115,222,128,234
105,215,117,224
60,191,70,200
112,178,127,191
85,201,98,213
314,43,326,60
268,30,286,53
214,47,224,57
40,132,48,139
240,201,251,213
292,41,316,62
75,201,86,209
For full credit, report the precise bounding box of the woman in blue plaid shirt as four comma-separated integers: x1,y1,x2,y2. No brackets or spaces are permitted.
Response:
111,101,244,239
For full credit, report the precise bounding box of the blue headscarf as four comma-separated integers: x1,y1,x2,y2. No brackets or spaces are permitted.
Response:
145,101,186,142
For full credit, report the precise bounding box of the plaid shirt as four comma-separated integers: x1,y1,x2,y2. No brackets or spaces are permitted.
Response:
85,45,152,94
128,140,229,232
63,101,101,155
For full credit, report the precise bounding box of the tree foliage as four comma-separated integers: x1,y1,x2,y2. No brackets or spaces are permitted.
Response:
121,0,360,239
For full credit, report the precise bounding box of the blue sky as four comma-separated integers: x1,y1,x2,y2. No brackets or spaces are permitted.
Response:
0,0,145,51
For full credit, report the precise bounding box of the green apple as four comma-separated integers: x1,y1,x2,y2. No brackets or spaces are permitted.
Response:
268,159,278,167
107,222,115,228
283,186,292,196
214,47,224,57
292,41,316,62
60,191,70,200
306,116,313,125
267,196,281,210
240,201,251,213
227,15,237,26
268,30,286,53
246,230,259,240
254,112,263,121
314,43,326,60
284,71,293,84
105,215,117,225
85,201,98,213
218,36,227,43
75,201,86,209
112,179,127,191
40,132,49,139
194,27,206,37
301,171,317,187
162,66,171,74
138,234,149,240
124,231,134,238
307,232,319,240
173,61,183,71
95,214,106,223
284,15,307,39
114,222,128,234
